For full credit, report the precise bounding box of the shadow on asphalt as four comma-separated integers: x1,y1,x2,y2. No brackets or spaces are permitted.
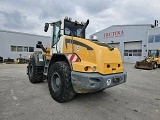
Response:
33,80,114,104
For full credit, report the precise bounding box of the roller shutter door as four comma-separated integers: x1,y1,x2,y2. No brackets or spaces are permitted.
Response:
124,41,142,63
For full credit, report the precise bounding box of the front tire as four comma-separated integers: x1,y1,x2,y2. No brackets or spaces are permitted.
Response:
48,61,76,103
153,62,157,69
28,58,43,83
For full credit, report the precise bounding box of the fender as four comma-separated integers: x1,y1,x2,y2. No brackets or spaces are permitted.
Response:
32,52,45,67
48,53,72,73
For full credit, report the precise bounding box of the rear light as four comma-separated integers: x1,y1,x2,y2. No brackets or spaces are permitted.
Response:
84,66,89,71
66,53,81,63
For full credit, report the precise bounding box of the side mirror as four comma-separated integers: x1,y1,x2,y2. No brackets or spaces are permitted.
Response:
44,23,49,32
36,41,42,48
36,41,46,52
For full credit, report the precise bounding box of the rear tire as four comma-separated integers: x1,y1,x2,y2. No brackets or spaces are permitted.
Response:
28,58,43,83
48,61,76,103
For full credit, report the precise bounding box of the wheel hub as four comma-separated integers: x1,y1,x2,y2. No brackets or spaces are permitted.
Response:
51,73,61,92
55,78,61,86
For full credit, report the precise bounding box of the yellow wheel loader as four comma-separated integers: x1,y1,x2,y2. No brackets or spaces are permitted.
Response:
27,17,127,103
16,54,29,64
135,50,160,70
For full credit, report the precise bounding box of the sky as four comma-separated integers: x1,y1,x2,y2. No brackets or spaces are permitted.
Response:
0,0,160,38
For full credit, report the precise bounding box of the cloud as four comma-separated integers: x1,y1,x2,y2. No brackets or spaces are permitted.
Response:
1,10,31,29
39,0,75,19
0,0,160,37
74,0,111,14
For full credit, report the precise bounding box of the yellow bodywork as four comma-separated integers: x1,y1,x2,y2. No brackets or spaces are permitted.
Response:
44,46,51,60
146,57,160,65
62,36,123,75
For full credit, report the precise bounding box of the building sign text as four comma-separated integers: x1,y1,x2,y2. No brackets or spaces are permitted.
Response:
104,30,124,38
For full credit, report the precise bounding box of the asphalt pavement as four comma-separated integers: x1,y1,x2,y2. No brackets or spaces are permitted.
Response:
0,63,160,120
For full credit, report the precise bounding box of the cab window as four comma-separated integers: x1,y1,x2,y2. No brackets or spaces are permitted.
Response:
64,20,84,38
52,21,61,46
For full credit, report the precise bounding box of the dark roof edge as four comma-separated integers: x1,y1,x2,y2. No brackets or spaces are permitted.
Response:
90,24,153,36
0,29,51,38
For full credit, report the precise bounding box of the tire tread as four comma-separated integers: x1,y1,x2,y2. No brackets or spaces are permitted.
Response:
28,58,43,83
48,61,75,102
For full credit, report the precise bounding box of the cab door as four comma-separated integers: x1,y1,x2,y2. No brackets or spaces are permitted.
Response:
51,21,62,54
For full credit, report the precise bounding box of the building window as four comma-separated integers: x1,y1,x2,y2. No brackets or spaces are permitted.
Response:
29,47,34,52
11,46,16,51
11,45,34,52
129,53,132,56
17,46,23,52
155,35,160,42
148,35,154,43
138,53,142,56
124,49,142,56
133,53,138,56
133,50,137,52
133,50,138,56
24,47,28,52
124,53,128,56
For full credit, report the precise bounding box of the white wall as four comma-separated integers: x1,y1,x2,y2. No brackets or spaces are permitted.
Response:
148,27,160,50
0,30,51,60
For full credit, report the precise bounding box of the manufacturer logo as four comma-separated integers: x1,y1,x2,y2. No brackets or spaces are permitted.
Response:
77,45,80,51
106,79,111,86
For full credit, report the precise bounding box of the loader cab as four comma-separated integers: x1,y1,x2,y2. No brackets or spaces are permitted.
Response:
44,17,88,47
148,50,160,57
64,19,85,38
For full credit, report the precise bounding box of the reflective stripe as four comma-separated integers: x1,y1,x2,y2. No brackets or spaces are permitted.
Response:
67,54,72,60
70,54,75,62
66,54,80,63
72,55,78,62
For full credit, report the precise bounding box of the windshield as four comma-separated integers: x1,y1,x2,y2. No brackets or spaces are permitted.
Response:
64,20,84,38
148,50,159,57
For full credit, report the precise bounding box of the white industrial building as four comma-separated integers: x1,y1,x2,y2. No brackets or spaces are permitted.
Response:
1,24,160,63
90,24,160,63
0,30,50,60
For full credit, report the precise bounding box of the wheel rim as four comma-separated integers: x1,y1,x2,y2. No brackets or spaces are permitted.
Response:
29,64,33,78
51,73,61,92
154,64,156,68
